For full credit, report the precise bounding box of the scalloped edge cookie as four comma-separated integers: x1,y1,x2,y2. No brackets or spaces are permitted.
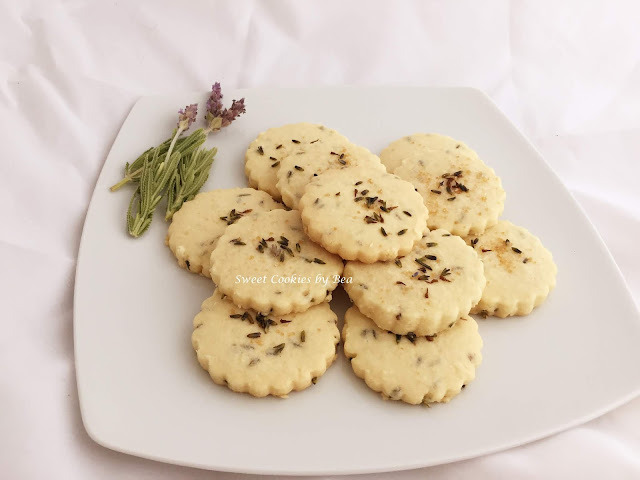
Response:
380,133,479,173
276,143,386,209
299,166,429,263
342,306,482,404
394,147,505,237
343,229,485,335
166,188,283,277
245,123,351,201
193,290,340,398
209,209,344,315
466,220,557,318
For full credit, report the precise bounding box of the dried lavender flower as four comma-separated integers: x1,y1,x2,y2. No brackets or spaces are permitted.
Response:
177,103,198,130
221,98,246,127
206,82,224,118
205,83,246,132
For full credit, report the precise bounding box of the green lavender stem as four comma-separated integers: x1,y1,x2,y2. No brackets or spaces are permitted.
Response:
127,147,182,238
110,130,207,192
165,146,217,220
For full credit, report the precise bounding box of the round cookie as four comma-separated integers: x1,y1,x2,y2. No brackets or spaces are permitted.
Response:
245,123,351,200
380,133,479,173
466,220,557,317
342,306,482,404
394,150,505,237
344,229,485,335
299,166,429,263
166,188,283,277
209,209,344,315
193,289,340,398
276,143,385,209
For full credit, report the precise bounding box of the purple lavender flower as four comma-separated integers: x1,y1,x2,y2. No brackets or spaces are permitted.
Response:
221,98,246,127
177,103,198,130
204,82,246,132
206,82,223,119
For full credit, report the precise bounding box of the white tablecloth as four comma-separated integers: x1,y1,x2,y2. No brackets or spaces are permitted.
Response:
2,0,640,477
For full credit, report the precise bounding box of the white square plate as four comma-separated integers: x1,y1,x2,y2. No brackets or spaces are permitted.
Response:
75,87,640,475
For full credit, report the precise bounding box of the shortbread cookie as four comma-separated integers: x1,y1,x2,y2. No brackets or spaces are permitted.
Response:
276,143,385,209
394,150,505,237
344,229,485,335
193,289,340,397
343,306,482,404
166,188,283,277
380,133,479,173
466,220,557,317
209,209,344,315
245,123,351,200
299,166,429,263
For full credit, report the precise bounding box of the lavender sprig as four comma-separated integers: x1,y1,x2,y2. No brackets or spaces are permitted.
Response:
110,104,204,192
221,98,246,127
125,103,200,237
206,82,224,118
165,84,246,219
177,103,198,130
127,148,182,237
112,83,246,237
165,146,218,220
165,103,198,171
204,82,246,132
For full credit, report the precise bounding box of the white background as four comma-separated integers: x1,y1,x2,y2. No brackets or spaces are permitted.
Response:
1,0,640,478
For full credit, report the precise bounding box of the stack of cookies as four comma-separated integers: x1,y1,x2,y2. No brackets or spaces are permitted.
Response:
296,150,487,405
168,123,386,398
380,134,557,319
166,123,557,406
